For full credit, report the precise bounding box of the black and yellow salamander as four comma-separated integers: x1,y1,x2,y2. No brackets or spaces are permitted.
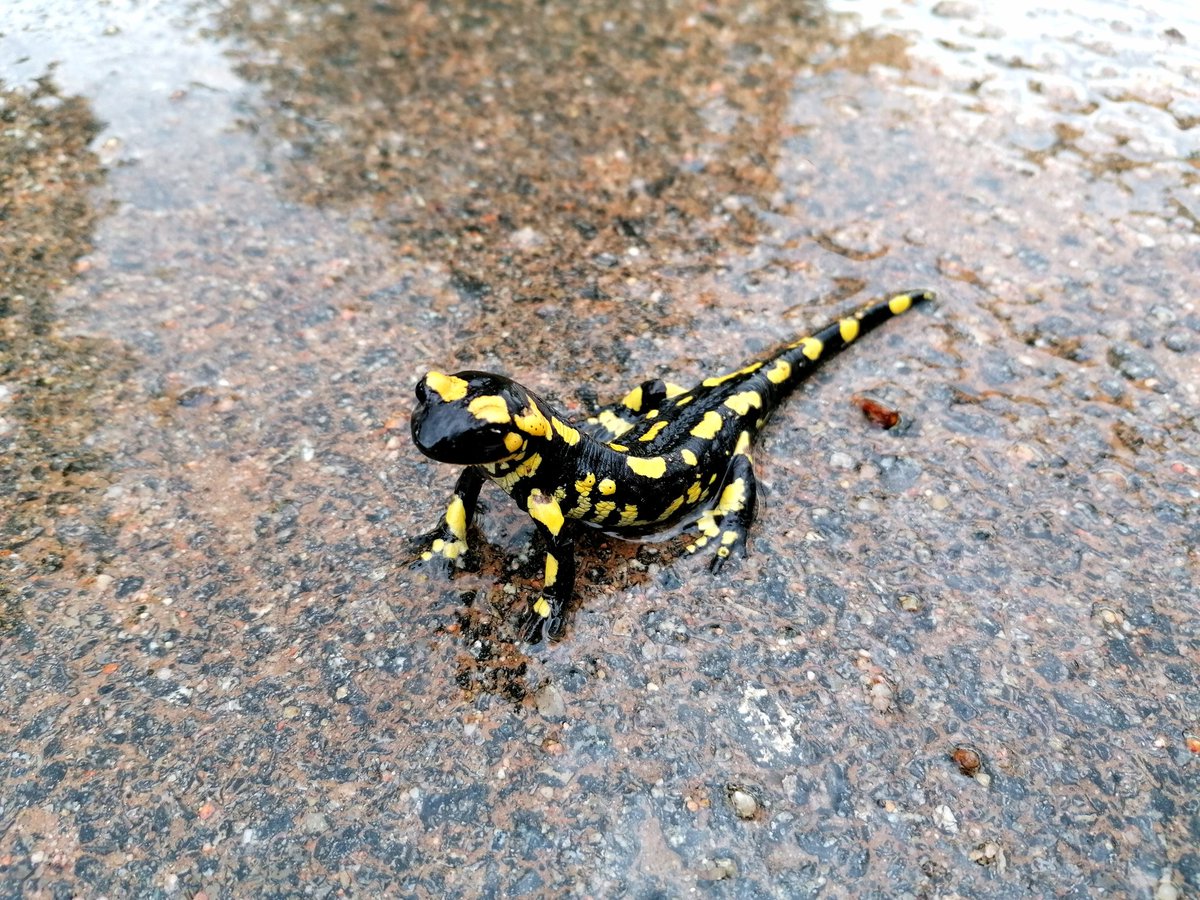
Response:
411,290,933,643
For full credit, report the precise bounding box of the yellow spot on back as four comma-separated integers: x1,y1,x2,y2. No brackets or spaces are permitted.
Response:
425,371,469,402
445,496,467,540
680,448,698,466
622,385,644,412
598,478,616,495
533,596,552,618
702,362,763,388
467,394,511,424
609,444,628,452
690,410,723,440
544,553,559,587
503,433,525,453
801,336,823,360
658,495,685,520
888,293,913,315
839,317,860,343
627,455,667,478
734,431,752,458
767,359,791,384
723,390,763,416
597,410,634,438
639,420,669,442
526,490,565,536
673,394,694,407
551,418,580,445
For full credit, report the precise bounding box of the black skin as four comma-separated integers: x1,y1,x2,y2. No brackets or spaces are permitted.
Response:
410,291,933,643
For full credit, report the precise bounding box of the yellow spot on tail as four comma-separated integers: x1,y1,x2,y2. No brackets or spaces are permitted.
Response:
627,455,667,478
801,336,823,360
839,318,860,343
544,553,559,587
598,478,616,495
723,390,763,416
622,385,644,412
551,418,581,445
425,371,469,402
533,596,552,618
888,293,913,315
639,420,669,442
526,490,565,536
703,362,763,388
514,401,551,439
767,359,791,384
691,410,723,440
445,496,467,540
681,448,699,466
467,394,511,424
503,433,525,453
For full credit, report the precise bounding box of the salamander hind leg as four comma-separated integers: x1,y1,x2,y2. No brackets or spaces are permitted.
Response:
686,453,759,574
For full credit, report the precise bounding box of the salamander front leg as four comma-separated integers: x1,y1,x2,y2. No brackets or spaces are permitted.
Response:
687,453,759,574
415,466,484,571
517,529,577,644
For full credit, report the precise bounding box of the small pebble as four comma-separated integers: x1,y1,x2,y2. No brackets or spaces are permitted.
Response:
728,787,759,819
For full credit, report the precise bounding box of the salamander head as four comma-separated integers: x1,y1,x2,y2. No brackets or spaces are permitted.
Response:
412,370,546,465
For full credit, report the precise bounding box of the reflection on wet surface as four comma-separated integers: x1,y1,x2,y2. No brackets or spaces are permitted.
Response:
1,0,1198,895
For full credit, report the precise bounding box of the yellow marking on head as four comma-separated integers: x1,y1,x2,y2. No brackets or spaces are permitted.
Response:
466,394,511,424
690,410,723,440
627,455,667,479
639,420,669,443
445,496,468,540
593,500,616,522
514,401,551,439
680,448,698,466
598,478,617,495
801,336,823,360
609,443,628,452
723,390,763,416
575,473,596,494
618,504,640,526
622,385,644,412
839,317,860,343
597,410,635,438
888,293,913,315
734,431,752,458
687,482,703,504
767,359,791,384
503,432,525,454
659,495,685,521
494,452,543,493
425,371,469,402
533,596,552,618
526,490,565,536
551,418,581,445
544,553,559,587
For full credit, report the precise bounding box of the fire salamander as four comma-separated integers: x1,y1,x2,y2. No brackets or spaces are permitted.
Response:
410,290,932,643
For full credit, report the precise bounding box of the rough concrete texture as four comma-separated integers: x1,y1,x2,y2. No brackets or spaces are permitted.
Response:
1,0,1197,896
